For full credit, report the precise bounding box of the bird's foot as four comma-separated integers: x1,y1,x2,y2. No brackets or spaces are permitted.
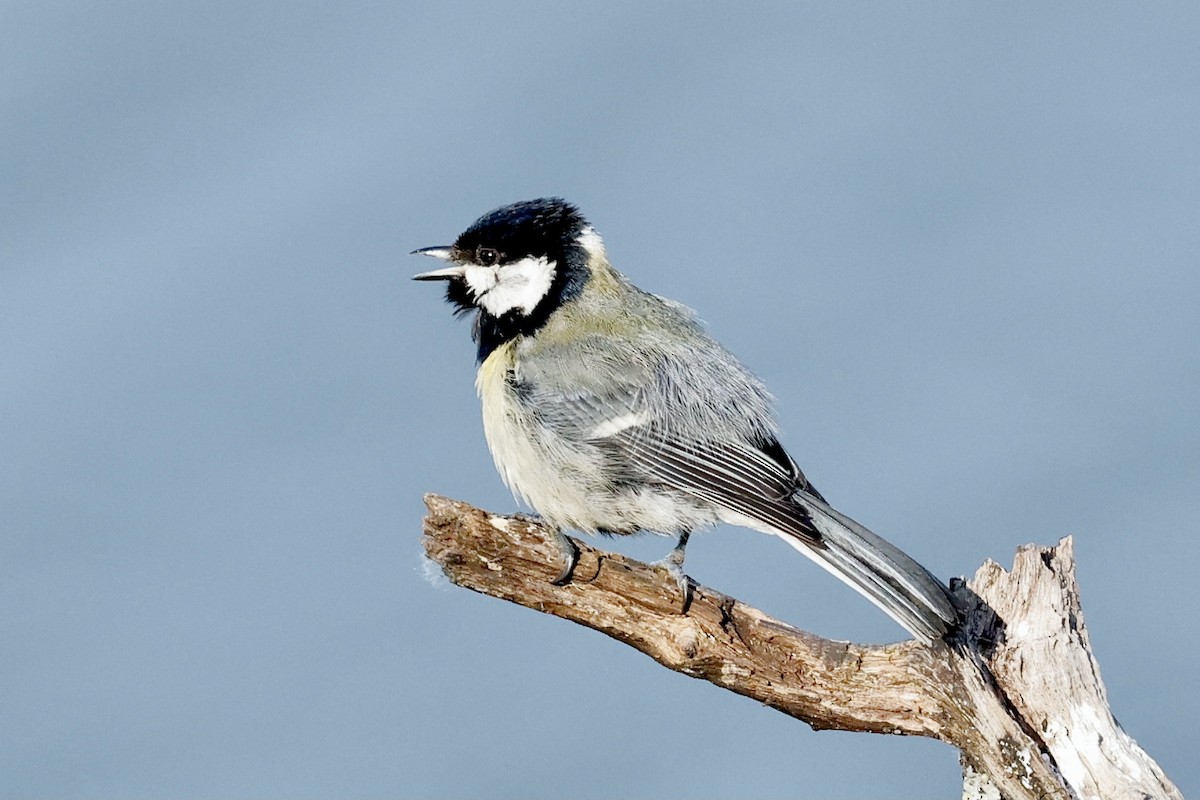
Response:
508,513,574,582
550,529,579,586
653,544,693,614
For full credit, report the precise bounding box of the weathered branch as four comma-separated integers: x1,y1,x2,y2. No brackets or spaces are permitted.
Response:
421,494,1180,800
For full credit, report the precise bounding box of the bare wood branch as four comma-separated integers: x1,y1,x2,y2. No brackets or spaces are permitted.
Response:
420,494,1180,800
969,542,1180,799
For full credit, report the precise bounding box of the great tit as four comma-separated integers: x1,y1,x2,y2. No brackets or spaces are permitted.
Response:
413,197,957,642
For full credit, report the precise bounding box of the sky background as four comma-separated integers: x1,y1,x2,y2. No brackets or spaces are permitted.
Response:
4,3,1198,798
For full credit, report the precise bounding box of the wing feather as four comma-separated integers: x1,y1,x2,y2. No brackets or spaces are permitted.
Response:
612,432,822,546
509,336,956,640
515,349,821,543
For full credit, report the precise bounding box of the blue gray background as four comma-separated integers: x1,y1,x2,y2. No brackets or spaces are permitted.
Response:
4,3,1198,797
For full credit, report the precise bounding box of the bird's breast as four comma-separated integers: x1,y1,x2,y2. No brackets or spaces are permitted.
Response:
475,340,557,514
474,339,625,531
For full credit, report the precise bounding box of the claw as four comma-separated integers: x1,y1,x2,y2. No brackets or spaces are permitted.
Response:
550,529,579,586
654,531,693,613
659,561,693,614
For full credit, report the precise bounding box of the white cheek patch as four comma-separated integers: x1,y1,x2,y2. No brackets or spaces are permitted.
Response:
471,256,555,317
462,265,499,298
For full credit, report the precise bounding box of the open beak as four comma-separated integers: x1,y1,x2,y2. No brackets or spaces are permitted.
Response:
411,246,466,281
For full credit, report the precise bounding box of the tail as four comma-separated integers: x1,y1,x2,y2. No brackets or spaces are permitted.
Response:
784,492,957,642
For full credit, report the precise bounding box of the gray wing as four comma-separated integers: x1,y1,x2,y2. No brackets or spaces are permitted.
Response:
515,324,956,641
609,431,825,546
515,333,824,543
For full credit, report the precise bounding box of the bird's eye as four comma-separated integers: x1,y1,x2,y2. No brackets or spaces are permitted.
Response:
477,247,501,266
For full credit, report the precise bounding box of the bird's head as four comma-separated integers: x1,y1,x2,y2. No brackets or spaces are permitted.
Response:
412,198,605,342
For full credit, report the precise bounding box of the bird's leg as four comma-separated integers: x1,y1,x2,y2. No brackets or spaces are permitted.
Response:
654,530,693,613
549,527,579,586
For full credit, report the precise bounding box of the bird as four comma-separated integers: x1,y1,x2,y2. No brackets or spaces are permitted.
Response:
413,197,957,642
